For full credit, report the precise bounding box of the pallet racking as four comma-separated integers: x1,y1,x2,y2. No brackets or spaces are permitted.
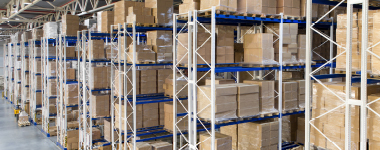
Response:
28,39,43,125
20,35,29,112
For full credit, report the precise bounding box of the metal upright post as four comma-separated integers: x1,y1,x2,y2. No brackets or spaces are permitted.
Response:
278,13,284,150
117,23,122,150
360,0,369,149
210,6,216,150
132,21,137,150
237,23,241,43
305,0,312,149
345,3,353,150
330,17,334,74
172,13,177,149
191,10,197,149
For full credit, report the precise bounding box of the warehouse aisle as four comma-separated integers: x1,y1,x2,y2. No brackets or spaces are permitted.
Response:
0,97,59,150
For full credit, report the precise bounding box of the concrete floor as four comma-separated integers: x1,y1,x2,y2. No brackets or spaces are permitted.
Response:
0,97,59,150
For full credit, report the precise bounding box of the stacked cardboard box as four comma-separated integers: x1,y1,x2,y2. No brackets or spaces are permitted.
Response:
90,66,110,89
147,31,173,63
243,33,275,64
87,127,101,140
88,40,105,59
238,120,278,150
127,45,156,63
243,80,276,114
67,130,79,150
197,84,237,120
177,32,211,65
62,14,79,36
205,78,235,85
149,141,172,150
200,0,236,12
277,0,300,17
234,83,260,117
91,94,110,117
113,68,141,96
296,80,305,108
216,26,235,63
296,116,305,144
65,47,76,58
237,0,276,14
66,68,76,81
115,102,143,130
67,121,79,129
145,0,173,26
127,142,152,149
47,61,57,77
275,81,298,111
140,69,157,94
104,120,117,142
199,132,232,150
234,43,244,63
300,0,318,18
179,0,200,14
48,80,57,96
101,11,114,33
310,82,380,149
114,1,140,26
372,12,380,74
126,3,154,24
368,94,380,149
43,22,58,39
266,23,298,64
32,29,43,40
143,103,159,127
297,34,306,62
282,115,292,142
49,104,57,114
220,125,238,150
157,69,171,93
64,83,78,105
163,73,188,97
36,92,42,105
164,101,188,131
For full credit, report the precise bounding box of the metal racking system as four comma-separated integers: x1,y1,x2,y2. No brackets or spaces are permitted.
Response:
172,6,337,150
41,37,58,137
110,22,178,150
20,35,29,112
4,43,9,101
14,41,21,107
56,34,79,150
29,38,43,125
304,0,377,150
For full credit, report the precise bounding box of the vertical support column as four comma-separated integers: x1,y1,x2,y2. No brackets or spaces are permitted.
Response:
278,13,284,150
172,13,178,150
123,22,128,150
210,6,216,150
345,2,353,150
330,17,334,74
132,21,137,150
237,23,241,43
305,0,312,149
117,23,122,150
190,10,196,149
360,1,369,149
109,25,115,150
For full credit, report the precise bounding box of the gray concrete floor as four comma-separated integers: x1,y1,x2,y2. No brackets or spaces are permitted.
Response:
0,97,59,150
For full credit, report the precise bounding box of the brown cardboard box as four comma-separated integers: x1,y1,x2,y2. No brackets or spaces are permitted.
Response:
150,141,172,150
200,0,237,12
164,101,188,131
32,28,43,40
90,66,111,89
197,84,237,119
114,1,139,25
127,45,156,63
115,102,143,130
238,121,271,149
177,32,211,65
143,103,159,127
243,33,273,49
179,1,200,14
237,0,276,14
157,69,172,93
140,69,157,94
90,94,110,117
128,142,152,150
114,68,140,96
205,79,235,85
66,68,76,81
243,80,276,113
65,47,76,58
145,0,173,25
88,40,105,59
101,11,114,33
199,132,232,150
64,83,78,105
104,120,117,142
62,14,80,36
220,125,238,150
163,73,188,97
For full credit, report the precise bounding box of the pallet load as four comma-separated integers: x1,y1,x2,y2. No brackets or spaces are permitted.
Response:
127,45,156,64
235,83,260,117
100,11,114,33
164,101,188,131
368,94,380,149
65,47,76,58
157,69,171,93
90,94,110,117
296,80,305,109
64,83,78,105
149,141,173,150
177,32,211,65
243,80,277,115
145,0,173,26
143,103,159,127
114,1,140,26
237,0,276,15
115,102,143,130
311,82,380,149
113,68,141,96
200,0,237,12
32,28,43,40
243,33,277,65
147,31,173,63
275,81,298,111
277,0,300,17
43,22,58,39
163,73,188,98
67,130,79,150
372,12,380,74
216,26,235,63
300,0,318,18
140,69,157,94
199,132,233,150
297,34,306,63
62,14,79,36
126,3,155,24
238,120,279,150
89,66,111,90
179,0,200,14
296,116,305,144
88,40,106,60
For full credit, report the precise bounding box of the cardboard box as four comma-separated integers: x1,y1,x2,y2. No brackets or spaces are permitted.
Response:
104,120,117,142
145,0,173,25
64,83,78,105
205,79,235,85
220,125,238,150
243,80,276,114
88,40,105,59
164,101,188,131
90,66,110,89
200,0,237,12
128,142,152,150
199,132,232,150
90,94,110,117
150,141,172,150
115,102,143,130
238,121,271,149
101,11,114,33
163,73,188,97
143,103,159,127
62,14,80,36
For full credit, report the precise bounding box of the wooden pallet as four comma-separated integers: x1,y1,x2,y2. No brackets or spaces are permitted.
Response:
239,63,279,68
284,15,302,20
126,23,157,28
164,94,187,98
178,63,237,68
199,117,238,124
18,120,30,127
260,112,279,118
282,108,303,114
127,61,156,64
283,63,301,66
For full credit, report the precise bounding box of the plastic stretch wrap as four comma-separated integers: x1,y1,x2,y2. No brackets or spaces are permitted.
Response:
90,94,110,117
127,45,156,63
243,80,277,114
89,66,110,89
32,29,43,40
337,13,358,29
157,69,171,93
64,83,78,105
105,43,117,59
147,30,173,63
282,115,292,142
199,132,232,150
227,83,261,118
243,33,279,65
220,124,238,150
164,101,188,131
197,84,237,121
47,80,57,96
163,73,188,97
238,121,278,150
43,22,58,39
297,34,306,63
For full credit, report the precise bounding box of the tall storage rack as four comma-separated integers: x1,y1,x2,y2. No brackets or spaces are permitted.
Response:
172,6,336,150
304,0,376,150
41,37,58,137
4,44,9,101
14,42,21,107
21,37,29,112
8,42,14,105
78,30,113,150
29,39,43,125
110,22,181,149
56,34,79,150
